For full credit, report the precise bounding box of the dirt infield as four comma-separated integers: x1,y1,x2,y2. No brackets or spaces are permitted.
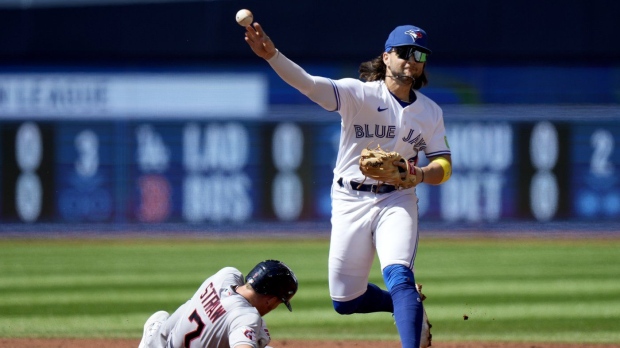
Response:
1,339,619,348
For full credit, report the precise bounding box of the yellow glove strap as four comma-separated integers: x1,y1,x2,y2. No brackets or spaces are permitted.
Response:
433,156,452,184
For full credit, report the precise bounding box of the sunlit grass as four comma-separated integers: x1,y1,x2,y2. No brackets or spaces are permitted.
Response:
1,237,619,343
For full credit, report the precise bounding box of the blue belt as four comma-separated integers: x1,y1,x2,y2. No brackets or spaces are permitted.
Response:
337,177,397,194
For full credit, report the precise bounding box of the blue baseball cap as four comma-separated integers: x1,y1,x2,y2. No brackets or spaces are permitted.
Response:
384,25,432,54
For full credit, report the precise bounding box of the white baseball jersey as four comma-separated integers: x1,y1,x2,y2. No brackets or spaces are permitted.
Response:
265,51,450,179
331,78,451,183
161,267,271,348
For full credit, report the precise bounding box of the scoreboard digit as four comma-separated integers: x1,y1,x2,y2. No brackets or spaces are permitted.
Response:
1,122,55,223
571,123,620,219
55,122,115,222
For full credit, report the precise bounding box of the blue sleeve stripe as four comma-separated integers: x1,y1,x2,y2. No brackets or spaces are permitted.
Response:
329,79,340,112
426,150,451,157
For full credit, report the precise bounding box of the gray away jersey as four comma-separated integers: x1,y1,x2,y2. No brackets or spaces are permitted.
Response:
165,267,271,348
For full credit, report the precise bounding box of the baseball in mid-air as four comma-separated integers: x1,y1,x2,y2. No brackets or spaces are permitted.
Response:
235,9,253,26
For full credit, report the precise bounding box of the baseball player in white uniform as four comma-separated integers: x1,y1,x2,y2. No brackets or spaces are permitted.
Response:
244,22,451,348
138,260,298,348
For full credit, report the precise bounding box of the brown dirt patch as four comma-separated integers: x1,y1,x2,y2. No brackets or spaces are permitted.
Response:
1,339,618,348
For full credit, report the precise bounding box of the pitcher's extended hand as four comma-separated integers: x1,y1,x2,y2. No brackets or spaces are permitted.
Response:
244,23,277,60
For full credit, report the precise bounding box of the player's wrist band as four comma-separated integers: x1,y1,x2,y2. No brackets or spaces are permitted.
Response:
420,168,425,183
433,157,452,184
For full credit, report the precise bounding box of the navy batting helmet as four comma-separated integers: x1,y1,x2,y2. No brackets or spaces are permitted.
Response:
245,260,298,312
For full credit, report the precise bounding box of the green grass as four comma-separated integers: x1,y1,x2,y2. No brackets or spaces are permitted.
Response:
0,237,619,344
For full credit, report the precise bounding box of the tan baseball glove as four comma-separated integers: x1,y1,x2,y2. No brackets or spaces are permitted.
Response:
359,145,417,189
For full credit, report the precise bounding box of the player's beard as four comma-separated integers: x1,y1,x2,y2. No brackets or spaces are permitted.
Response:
386,64,421,86
388,74,415,84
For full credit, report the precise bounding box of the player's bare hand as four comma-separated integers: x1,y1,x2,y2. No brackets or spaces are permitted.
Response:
244,23,277,60
393,161,407,171
393,160,422,184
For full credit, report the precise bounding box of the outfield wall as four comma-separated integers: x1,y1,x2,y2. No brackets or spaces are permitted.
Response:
0,67,619,233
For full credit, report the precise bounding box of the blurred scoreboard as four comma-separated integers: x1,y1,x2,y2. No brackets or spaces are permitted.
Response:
0,118,618,226
0,120,323,224
0,71,618,227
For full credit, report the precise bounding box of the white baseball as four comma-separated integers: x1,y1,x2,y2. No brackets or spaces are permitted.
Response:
235,9,253,27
